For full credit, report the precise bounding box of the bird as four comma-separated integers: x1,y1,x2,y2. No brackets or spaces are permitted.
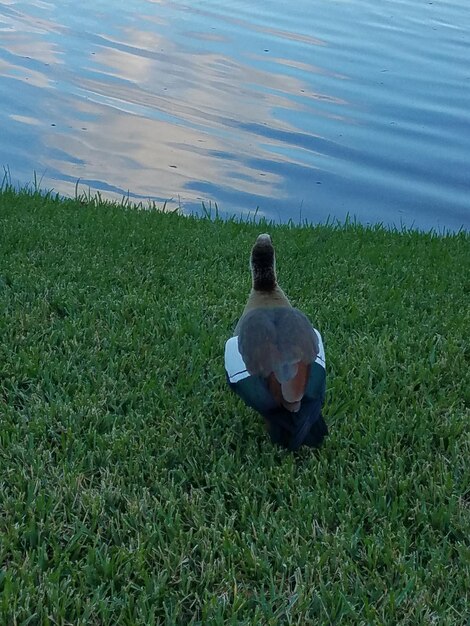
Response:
224,233,328,451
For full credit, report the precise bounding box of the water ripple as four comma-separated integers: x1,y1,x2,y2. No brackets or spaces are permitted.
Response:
0,0,469,230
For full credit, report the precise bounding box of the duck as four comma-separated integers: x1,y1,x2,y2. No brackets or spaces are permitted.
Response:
224,233,328,451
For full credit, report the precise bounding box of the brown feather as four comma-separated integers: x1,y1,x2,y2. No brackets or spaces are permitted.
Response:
268,362,310,413
280,362,310,407
267,372,282,406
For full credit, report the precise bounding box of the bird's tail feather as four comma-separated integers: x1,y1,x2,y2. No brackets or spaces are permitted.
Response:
265,396,327,451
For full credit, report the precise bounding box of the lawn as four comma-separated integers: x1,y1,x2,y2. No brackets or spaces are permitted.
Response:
0,185,469,625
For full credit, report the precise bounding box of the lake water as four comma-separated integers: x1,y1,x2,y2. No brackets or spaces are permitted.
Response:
1,0,469,231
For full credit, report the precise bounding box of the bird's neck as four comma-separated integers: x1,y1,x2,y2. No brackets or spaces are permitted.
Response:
252,265,277,292
243,285,291,313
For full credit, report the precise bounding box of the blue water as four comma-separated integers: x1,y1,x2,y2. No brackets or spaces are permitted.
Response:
1,0,469,230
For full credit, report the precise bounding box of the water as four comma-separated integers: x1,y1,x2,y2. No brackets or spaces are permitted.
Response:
1,0,469,230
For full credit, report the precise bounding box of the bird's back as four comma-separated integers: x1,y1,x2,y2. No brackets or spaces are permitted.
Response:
236,306,319,411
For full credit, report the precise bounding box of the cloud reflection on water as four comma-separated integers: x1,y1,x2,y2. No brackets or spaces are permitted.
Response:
0,0,469,229
1,0,344,217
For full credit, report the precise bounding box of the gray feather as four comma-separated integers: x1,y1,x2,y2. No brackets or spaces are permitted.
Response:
237,307,318,379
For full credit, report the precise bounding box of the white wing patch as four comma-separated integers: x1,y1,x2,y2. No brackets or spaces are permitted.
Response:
225,337,249,383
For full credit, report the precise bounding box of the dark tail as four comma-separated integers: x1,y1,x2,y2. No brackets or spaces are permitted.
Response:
265,396,328,451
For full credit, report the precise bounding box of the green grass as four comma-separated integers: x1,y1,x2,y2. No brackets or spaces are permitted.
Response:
0,185,469,625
